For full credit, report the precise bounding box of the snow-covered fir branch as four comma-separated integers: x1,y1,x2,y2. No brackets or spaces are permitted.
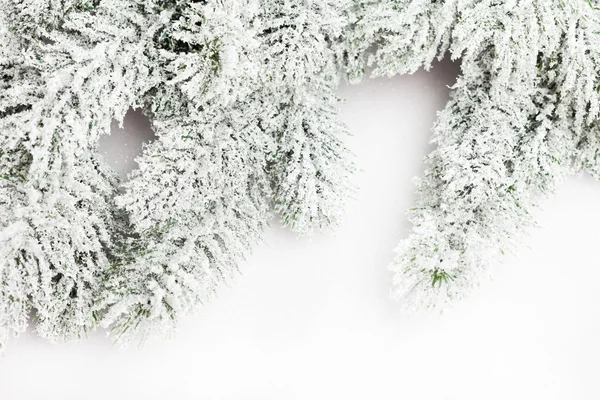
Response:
0,0,163,347
0,0,353,347
257,0,355,235
347,0,600,310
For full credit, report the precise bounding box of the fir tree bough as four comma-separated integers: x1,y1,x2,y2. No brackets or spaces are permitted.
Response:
345,0,600,310
0,0,354,348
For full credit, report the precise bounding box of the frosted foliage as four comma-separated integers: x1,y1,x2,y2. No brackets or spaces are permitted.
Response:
346,0,600,310
2,0,600,348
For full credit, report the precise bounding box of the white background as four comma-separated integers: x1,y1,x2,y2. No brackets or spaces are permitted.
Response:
2,59,600,399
